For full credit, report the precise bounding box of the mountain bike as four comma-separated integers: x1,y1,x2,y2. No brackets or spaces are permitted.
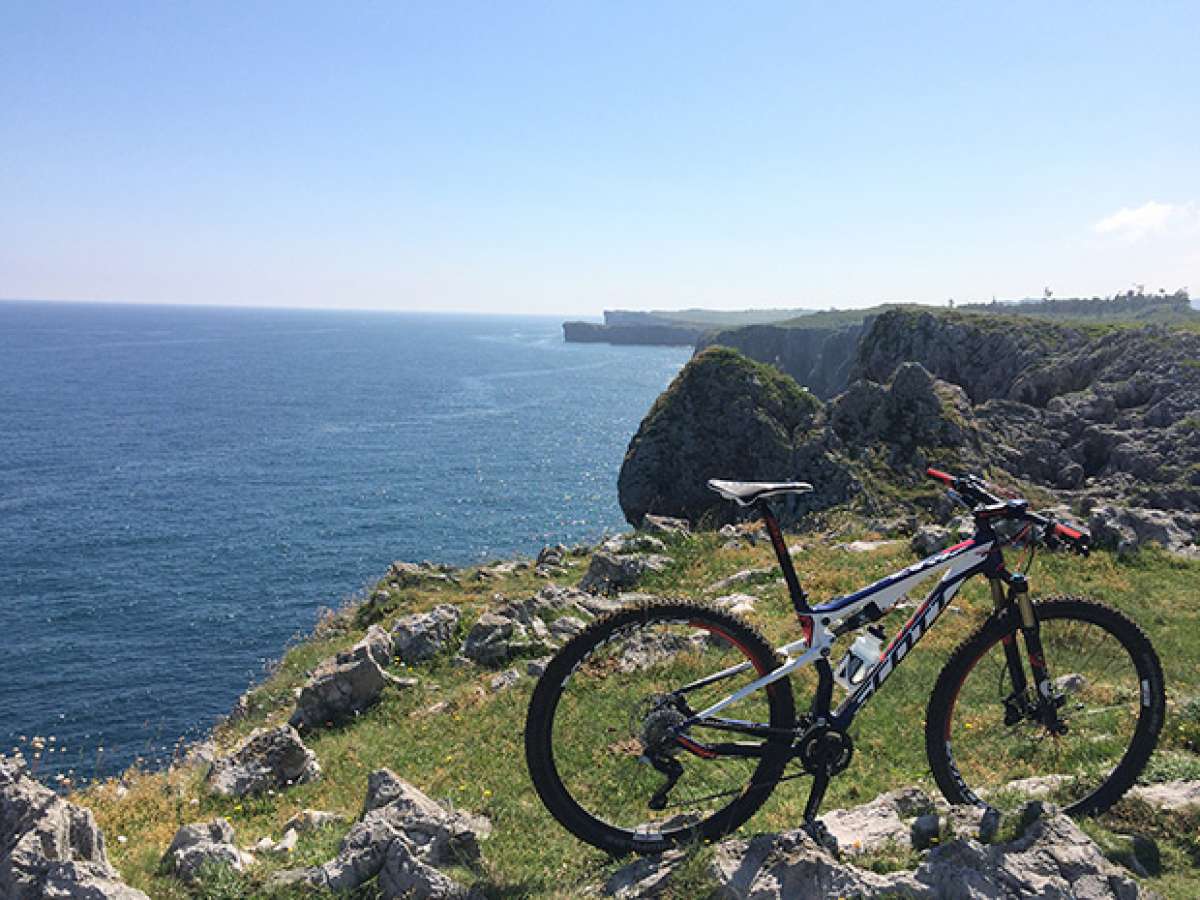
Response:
524,469,1165,854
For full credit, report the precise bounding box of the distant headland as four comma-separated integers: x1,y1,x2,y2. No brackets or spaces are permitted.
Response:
562,307,816,345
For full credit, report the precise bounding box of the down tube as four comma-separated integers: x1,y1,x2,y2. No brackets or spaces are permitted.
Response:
832,545,994,727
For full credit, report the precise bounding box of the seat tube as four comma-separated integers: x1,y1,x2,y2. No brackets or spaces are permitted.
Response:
756,499,810,615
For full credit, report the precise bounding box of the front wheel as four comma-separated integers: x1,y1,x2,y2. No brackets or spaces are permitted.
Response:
926,596,1164,816
524,600,795,854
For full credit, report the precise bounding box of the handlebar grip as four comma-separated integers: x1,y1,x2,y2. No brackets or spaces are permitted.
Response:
1051,521,1091,556
1054,522,1085,541
926,467,954,485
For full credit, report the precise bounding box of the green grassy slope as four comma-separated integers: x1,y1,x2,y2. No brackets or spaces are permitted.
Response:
71,530,1200,899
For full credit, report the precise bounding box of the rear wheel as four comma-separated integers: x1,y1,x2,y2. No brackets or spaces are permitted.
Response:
925,596,1164,816
524,601,795,854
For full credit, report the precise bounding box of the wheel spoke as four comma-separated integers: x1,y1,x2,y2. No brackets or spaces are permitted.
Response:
932,601,1161,815
527,603,795,851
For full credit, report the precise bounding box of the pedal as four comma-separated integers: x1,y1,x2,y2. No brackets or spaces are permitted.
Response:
800,819,840,856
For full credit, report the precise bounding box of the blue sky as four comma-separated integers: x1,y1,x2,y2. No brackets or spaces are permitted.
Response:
3,2,1198,314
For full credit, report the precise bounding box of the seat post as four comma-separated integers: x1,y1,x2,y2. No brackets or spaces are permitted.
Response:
755,498,811,615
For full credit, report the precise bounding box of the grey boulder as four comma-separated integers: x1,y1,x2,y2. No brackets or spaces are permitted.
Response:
392,605,462,664
290,625,415,730
911,524,953,557
276,769,490,899
605,797,1148,899
205,724,320,797
577,551,671,594
161,818,250,884
0,757,149,899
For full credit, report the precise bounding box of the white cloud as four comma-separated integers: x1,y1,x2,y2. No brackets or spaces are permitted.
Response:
1093,201,1199,242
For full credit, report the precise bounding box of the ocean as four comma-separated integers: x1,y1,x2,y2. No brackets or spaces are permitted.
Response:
0,301,689,780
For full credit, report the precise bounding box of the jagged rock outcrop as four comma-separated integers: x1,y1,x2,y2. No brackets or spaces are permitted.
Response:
162,818,250,883
290,624,415,730
578,550,671,594
274,769,489,899
0,757,150,899
911,524,954,556
684,307,1200,545
205,724,320,797
820,787,940,855
618,347,859,526
385,561,460,589
604,790,1149,899
829,362,984,468
858,311,1200,521
640,514,691,535
392,605,462,663
1087,504,1199,556
460,584,613,667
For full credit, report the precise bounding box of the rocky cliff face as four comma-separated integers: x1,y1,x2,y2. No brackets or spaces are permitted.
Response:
623,308,1200,551
562,321,702,345
857,310,1200,519
696,320,866,399
616,348,980,527
617,348,858,526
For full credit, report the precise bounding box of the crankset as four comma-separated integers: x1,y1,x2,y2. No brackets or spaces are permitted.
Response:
794,722,854,777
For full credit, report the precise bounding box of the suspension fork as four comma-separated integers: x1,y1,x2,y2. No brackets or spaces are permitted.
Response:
992,577,1031,705
999,574,1064,732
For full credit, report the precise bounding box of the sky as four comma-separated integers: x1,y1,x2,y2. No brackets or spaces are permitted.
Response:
2,2,1198,316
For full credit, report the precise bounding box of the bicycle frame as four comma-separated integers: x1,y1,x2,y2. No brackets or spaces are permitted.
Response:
679,503,1007,743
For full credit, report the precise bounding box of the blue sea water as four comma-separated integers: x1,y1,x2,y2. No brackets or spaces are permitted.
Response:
0,301,689,780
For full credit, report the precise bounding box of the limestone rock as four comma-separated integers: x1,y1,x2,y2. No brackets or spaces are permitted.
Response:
911,524,953,557
837,539,900,553
392,605,461,664
829,363,983,462
1088,505,1197,556
461,611,546,667
1129,779,1200,812
713,593,758,616
578,551,671,594
386,561,459,589
640,514,690,535
278,769,489,899
206,725,320,797
460,585,603,667
489,669,521,692
615,630,708,673
705,567,776,594
283,809,346,834
0,758,149,899
603,791,1149,899
162,819,249,883
821,786,937,855
290,626,415,730
617,347,857,527
602,533,669,556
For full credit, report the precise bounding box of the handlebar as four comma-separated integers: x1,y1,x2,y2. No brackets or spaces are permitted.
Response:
925,467,1090,556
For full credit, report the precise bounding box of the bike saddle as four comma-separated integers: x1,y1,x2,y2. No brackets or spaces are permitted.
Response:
707,479,814,506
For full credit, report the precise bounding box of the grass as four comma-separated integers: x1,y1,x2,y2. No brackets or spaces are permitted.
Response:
68,531,1200,898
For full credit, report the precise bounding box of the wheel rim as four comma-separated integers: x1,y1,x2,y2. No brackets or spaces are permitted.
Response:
547,613,788,839
944,610,1149,810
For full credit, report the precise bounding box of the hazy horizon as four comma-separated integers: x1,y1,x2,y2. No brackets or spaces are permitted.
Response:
4,3,1197,315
